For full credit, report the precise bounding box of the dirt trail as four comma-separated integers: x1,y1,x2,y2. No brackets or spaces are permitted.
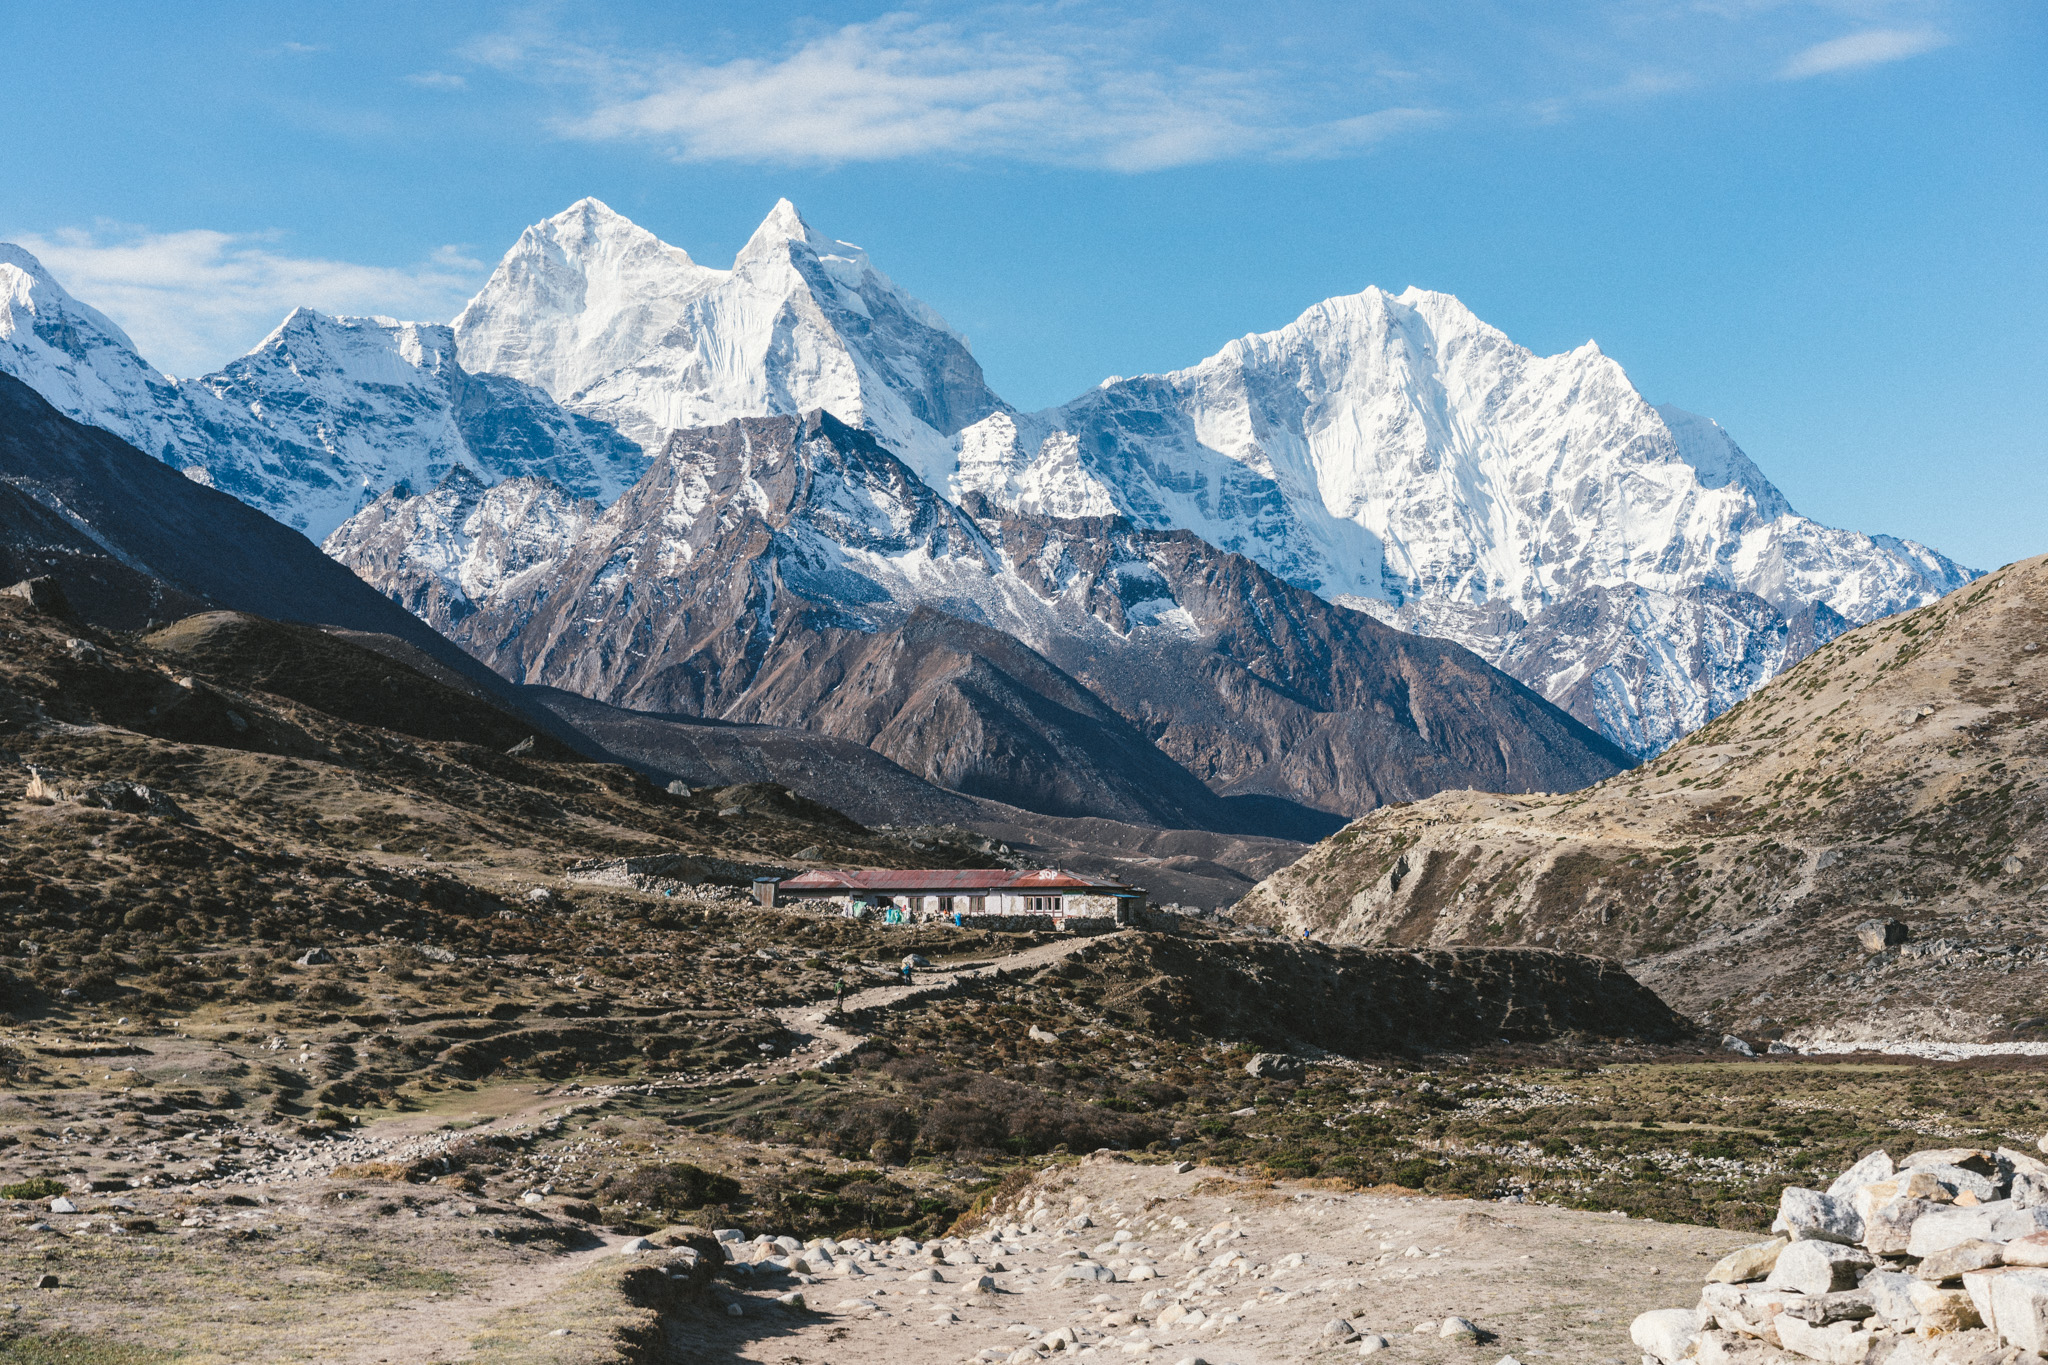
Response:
691,1156,1754,1365
769,930,1134,1070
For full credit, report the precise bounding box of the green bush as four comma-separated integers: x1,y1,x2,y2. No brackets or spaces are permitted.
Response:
0,1177,67,1200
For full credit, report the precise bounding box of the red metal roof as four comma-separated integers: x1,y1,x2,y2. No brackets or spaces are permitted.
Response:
777,867,1132,893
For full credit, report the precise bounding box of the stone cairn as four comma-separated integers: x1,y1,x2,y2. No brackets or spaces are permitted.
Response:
1633,1141,2048,1364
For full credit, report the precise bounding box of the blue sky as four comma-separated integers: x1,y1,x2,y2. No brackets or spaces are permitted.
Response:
2,0,2041,569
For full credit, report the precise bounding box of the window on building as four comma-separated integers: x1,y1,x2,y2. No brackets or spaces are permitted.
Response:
939,896,955,914
1024,895,1064,913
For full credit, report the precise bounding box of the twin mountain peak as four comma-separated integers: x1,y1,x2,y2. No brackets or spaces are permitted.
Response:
0,199,1975,793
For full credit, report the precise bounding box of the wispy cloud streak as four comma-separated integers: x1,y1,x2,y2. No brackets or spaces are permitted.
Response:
8,225,484,377
1779,27,1949,79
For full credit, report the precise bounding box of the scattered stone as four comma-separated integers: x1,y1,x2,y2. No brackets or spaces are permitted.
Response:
1437,1315,1481,1341
1860,1268,1919,1331
1774,1186,1864,1245
1827,1150,1898,1199
1028,1026,1061,1043
973,1274,1000,1293
1720,1034,1756,1057
1987,1268,2048,1352
1243,1053,1306,1081
1774,1316,1882,1363
33,1275,57,1290
1357,1338,1389,1356
1777,1289,1876,1326
1705,1238,1786,1283
726,1303,744,1317
777,1292,806,1308
79,780,184,819
1765,1239,1872,1295
1916,1238,2005,1282
2004,1231,2048,1267
617,1237,654,1254
1856,919,1910,952
296,947,335,966
48,1197,76,1214
1063,1264,1115,1282
1630,1307,1699,1363
1908,1202,2048,1258
1321,1317,1358,1341
1907,1281,1981,1333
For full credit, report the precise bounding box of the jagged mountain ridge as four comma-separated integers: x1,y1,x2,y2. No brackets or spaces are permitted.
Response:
0,247,646,540
452,197,1005,491
2,202,1976,758
327,412,1628,833
955,287,1973,755
438,203,1974,756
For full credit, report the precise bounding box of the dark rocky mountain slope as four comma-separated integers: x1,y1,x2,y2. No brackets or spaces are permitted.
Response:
0,371,591,754
329,411,1629,835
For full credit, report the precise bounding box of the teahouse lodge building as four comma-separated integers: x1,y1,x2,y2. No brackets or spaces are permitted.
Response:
755,868,1143,930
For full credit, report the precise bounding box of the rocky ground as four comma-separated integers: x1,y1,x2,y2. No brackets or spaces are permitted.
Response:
8,584,2048,1362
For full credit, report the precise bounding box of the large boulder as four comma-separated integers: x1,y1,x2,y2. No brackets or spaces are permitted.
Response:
1765,1239,1872,1296
1242,1053,1306,1080
1630,1308,1700,1364
1860,1196,1940,1255
1698,1284,1802,1347
1907,1202,2048,1258
1774,1316,1890,1364
1775,1187,1865,1245
1706,1238,1786,1284
1827,1150,1897,1200
1916,1238,2005,1284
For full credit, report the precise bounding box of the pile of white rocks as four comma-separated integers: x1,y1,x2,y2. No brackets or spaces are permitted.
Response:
1632,1141,2048,1364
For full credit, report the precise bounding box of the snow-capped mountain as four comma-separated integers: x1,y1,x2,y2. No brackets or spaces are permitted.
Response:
1,244,196,466
326,413,1627,829
0,246,645,540
3,201,1978,759
452,198,1005,490
950,287,1974,753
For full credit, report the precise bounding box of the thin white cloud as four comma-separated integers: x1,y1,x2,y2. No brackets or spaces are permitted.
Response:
8,225,485,377
1778,27,1948,79
481,14,1441,171
406,70,469,91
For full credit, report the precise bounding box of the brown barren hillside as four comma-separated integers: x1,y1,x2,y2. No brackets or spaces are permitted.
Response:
1236,552,2048,1046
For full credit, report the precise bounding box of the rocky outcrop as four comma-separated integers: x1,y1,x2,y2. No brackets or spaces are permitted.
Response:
1034,934,1693,1052
1634,1144,2048,1363
1236,553,2048,1043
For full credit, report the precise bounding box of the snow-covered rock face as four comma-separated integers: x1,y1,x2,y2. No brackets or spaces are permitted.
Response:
3,204,1978,760
0,245,646,541
452,197,1006,490
951,286,1975,754
0,244,192,467
955,286,1965,622
327,412,1629,822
